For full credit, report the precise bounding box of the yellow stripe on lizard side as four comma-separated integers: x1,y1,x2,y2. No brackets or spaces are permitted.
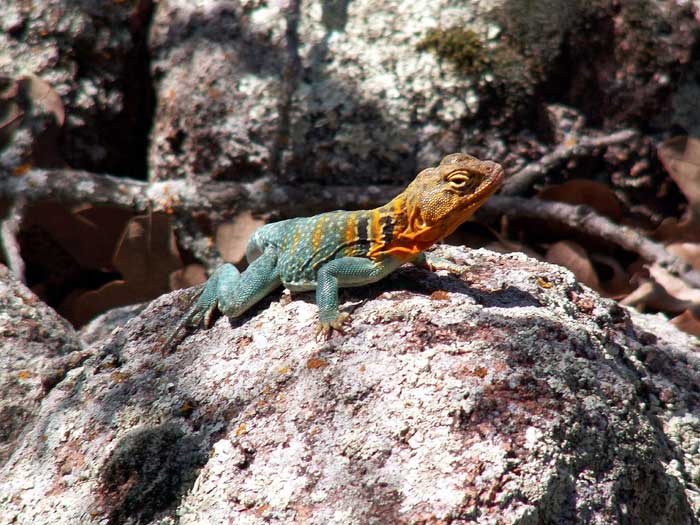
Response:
367,208,386,258
288,227,301,257
311,215,328,251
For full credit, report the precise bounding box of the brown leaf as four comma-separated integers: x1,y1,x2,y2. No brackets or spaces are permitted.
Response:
0,77,24,146
648,264,700,305
545,241,600,291
666,242,700,270
539,179,623,220
657,136,700,208
113,213,182,284
24,203,134,271
653,211,700,242
215,211,267,264
68,212,183,325
670,309,700,337
620,279,690,313
623,263,700,314
170,263,207,290
18,75,64,126
590,254,634,298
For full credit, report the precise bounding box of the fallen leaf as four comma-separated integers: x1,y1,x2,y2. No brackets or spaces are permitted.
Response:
622,265,700,314
648,264,700,304
169,263,207,290
19,75,64,126
68,212,183,325
24,203,134,271
539,179,623,220
652,212,700,242
0,77,23,146
666,242,700,270
216,211,267,264
670,309,700,337
620,279,688,313
657,136,700,207
655,136,700,242
590,254,634,298
545,241,601,291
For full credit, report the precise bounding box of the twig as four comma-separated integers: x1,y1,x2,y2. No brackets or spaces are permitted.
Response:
0,202,26,282
501,129,638,196
0,168,400,219
483,196,700,287
4,166,697,289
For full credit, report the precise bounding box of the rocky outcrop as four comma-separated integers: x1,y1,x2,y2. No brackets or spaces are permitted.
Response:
1,247,698,524
147,0,699,185
0,266,86,467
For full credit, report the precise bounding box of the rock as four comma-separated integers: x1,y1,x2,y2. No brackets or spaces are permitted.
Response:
1,247,698,524
0,0,153,175
147,0,699,186
0,265,85,467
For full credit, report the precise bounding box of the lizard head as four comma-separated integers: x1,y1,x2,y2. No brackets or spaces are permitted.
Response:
401,153,504,244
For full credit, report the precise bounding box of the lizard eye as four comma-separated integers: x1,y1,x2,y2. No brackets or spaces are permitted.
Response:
448,175,470,189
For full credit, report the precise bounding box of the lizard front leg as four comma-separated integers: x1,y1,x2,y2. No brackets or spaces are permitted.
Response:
315,257,396,336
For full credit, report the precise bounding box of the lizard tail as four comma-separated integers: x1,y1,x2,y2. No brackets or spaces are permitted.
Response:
160,286,205,354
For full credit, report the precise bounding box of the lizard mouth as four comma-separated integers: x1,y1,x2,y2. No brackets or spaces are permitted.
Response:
462,161,504,208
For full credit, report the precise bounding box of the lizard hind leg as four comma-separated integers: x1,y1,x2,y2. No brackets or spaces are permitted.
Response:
160,264,241,353
193,263,243,328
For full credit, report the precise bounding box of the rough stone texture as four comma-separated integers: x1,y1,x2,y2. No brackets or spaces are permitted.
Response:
1,247,699,524
148,0,699,186
0,265,85,467
0,0,153,176
148,0,492,185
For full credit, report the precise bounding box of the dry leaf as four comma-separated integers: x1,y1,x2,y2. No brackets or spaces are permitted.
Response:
545,241,600,291
652,211,700,242
666,242,700,270
24,203,134,271
670,309,700,337
539,179,623,220
19,75,65,126
0,77,23,145
216,211,267,264
590,254,634,298
170,263,207,290
68,212,183,325
648,264,700,304
657,136,700,207
620,279,691,313
655,136,700,242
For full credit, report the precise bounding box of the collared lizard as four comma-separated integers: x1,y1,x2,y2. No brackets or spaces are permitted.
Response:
163,153,503,348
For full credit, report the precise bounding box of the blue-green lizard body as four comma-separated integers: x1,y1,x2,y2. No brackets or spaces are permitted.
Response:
164,153,503,347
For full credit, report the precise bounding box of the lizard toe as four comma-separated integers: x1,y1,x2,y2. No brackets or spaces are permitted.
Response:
315,312,350,339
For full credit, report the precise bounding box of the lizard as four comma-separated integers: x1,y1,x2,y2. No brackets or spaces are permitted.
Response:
162,153,503,349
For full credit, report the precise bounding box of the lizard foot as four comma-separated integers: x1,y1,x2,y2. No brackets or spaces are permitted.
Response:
315,312,350,339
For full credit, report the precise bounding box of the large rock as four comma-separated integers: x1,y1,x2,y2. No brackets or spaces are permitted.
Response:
0,265,86,467
148,0,699,185
1,247,698,524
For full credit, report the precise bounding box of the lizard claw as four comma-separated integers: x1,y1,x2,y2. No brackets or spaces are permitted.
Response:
315,312,350,339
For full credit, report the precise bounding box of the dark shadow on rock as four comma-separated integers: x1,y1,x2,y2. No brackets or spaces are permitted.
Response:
385,266,543,308
99,422,208,525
